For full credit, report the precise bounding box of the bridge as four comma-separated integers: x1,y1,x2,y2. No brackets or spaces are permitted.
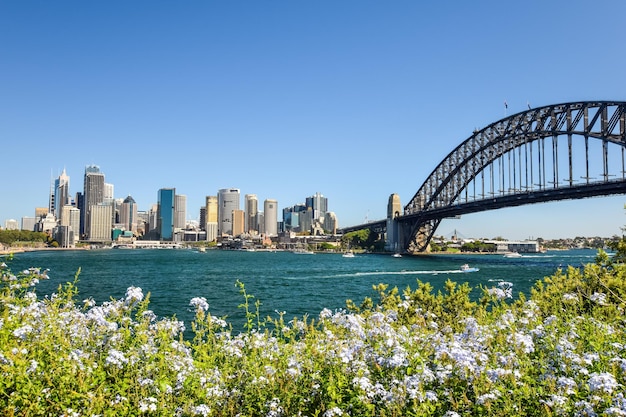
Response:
340,101,626,254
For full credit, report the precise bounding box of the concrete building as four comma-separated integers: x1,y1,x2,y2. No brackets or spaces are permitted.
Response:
89,204,113,242
245,194,258,234
306,192,328,221
264,199,278,237
120,195,138,233
204,195,218,242
21,217,36,231
232,209,245,236
4,219,18,230
82,165,105,239
54,169,70,222
174,194,187,230
218,188,240,236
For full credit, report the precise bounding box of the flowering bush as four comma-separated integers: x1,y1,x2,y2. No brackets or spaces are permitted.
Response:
1,250,625,416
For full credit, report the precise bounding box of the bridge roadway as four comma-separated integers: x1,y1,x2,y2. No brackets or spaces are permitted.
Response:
339,180,626,236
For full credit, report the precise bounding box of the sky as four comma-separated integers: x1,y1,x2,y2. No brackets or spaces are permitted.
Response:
1,1,625,240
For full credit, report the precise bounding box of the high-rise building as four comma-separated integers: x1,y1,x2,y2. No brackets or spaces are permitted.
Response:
205,195,218,241
306,192,328,221
83,165,106,240
245,194,258,234
218,188,240,236
232,209,245,236
21,217,36,231
175,194,187,230
4,219,18,230
157,188,175,241
54,169,70,222
60,205,80,247
120,195,138,233
264,199,278,237
89,204,113,242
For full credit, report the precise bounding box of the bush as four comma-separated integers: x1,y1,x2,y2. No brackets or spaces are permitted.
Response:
1,248,626,416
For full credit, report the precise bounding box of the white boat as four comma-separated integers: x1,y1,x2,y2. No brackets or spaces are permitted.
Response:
460,264,479,272
342,251,355,258
292,249,314,255
392,253,402,258
503,252,522,258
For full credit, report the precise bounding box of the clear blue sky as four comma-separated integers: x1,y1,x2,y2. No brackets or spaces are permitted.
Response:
1,1,625,240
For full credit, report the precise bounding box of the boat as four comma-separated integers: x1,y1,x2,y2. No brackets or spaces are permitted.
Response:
292,249,315,255
392,253,402,258
198,247,206,253
460,264,479,272
503,251,522,258
342,251,355,258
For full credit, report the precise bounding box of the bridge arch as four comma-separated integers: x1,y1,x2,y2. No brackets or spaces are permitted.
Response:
402,101,626,253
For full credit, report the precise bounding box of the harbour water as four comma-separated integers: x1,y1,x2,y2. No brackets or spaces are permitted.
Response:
5,248,599,332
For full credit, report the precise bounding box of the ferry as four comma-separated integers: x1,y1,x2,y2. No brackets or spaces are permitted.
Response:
460,264,479,273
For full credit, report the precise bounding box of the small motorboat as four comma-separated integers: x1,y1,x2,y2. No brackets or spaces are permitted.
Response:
503,252,522,258
460,264,479,273
342,251,355,258
392,253,402,258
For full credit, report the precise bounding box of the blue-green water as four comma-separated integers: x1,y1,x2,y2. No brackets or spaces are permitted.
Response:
4,249,598,331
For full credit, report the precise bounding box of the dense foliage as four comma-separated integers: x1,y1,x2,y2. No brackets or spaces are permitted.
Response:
0,230,48,246
1,246,626,415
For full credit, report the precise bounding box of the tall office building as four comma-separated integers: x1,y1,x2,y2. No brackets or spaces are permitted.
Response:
205,195,218,241
83,165,106,240
174,194,187,230
218,188,240,236
89,204,113,242
232,209,245,236
245,194,258,234
264,199,278,237
61,205,81,246
120,195,138,233
306,192,328,221
157,188,175,241
54,169,71,222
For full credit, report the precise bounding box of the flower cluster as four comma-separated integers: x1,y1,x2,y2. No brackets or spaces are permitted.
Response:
0,258,625,416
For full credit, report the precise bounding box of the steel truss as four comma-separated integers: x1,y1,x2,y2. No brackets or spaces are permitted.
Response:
403,101,626,253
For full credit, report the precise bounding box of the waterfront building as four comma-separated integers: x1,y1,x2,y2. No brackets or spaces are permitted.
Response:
37,213,57,234
4,219,18,230
54,169,70,222
35,207,48,220
157,188,175,241
120,195,138,233
264,199,278,237
257,212,265,235
232,209,245,236
205,195,218,242
21,217,36,231
218,188,240,236
83,165,105,240
89,204,113,242
174,194,187,230
245,194,259,234
323,211,338,234
306,192,328,221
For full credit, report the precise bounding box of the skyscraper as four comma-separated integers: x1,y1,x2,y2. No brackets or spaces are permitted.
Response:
205,195,218,241
157,188,175,241
245,194,258,234
306,192,328,221
264,199,278,237
232,209,245,236
175,194,187,230
54,169,70,222
83,165,105,240
120,195,138,233
217,188,240,236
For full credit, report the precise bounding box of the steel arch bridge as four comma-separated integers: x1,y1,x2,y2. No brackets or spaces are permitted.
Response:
391,101,626,253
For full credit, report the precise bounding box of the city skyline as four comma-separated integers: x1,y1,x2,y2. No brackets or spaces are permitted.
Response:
2,2,626,240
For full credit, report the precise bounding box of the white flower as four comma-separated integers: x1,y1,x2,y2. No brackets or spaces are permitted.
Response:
189,297,209,312
105,349,128,368
192,404,211,416
324,407,343,417
590,292,607,305
139,397,157,413
588,372,619,393
125,286,144,305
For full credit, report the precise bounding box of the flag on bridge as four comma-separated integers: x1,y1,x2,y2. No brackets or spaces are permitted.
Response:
504,101,508,109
